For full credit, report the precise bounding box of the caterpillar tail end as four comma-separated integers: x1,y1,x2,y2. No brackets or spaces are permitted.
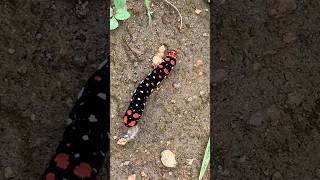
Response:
117,125,140,146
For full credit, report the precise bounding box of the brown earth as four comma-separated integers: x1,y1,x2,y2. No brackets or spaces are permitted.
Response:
212,0,320,179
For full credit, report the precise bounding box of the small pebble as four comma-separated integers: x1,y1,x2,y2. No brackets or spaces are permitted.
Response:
161,150,177,168
30,113,36,121
187,97,193,102
272,171,282,180
35,33,42,40
117,138,128,145
123,161,130,166
283,32,296,43
113,136,118,140
169,172,173,175
194,59,204,67
8,48,15,55
315,168,320,178
173,83,181,89
200,91,206,97
202,33,209,37
128,174,136,180
4,167,14,178
186,158,194,165
141,171,147,177
158,45,166,53
195,9,202,14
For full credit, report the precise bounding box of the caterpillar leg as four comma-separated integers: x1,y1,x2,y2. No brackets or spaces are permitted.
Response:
42,60,109,180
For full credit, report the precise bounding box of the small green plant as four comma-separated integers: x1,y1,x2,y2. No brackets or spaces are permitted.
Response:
110,0,131,30
145,0,152,25
199,138,210,180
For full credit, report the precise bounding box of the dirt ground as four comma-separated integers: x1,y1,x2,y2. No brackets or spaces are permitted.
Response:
110,0,210,180
0,0,210,179
0,0,107,179
212,0,320,179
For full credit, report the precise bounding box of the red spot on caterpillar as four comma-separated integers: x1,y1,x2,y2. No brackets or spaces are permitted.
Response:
94,76,102,81
170,60,175,66
133,113,140,119
74,163,92,178
127,109,132,115
158,75,163,79
123,116,128,124
164,68,169,74
165,57,170,61
146,77,149,80
45,172,55,180
128,120,136,127
54,153,69,169
168,50,177,59
153,70,157,74
158,64,163,68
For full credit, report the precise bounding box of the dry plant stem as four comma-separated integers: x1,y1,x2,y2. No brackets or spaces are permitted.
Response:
163,0,183,30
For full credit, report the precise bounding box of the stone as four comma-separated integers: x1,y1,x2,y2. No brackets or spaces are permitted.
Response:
4,167,14,178
161,150,177,168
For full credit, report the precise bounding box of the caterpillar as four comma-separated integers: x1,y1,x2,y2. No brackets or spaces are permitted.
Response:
123,49,177,127
43,60,109,180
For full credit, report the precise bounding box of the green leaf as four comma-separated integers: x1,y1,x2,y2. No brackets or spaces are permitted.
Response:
114,0,127,10
110,17,119,30
114,8,130,20
110,7,113,17
145,0,152,25
199,138,210,180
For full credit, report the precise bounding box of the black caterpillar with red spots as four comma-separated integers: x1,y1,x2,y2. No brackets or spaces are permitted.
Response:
43,60,109,180
123,49,177,127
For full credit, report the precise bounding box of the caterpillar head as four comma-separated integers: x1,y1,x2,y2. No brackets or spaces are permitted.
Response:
168,49,177,60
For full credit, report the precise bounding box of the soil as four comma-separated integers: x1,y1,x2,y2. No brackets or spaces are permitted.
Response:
212,0,320,179
110,0,210,180
0,0,107,179
0,0,210,180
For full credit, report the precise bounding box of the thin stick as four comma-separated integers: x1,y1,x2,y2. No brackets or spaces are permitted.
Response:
163,0,183,30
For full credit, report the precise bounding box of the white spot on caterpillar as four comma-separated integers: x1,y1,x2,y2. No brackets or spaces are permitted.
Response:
66,118,72,125
153,76,155,79
74,153,80,158
137,98,141,100
88,114,98,122
100,151,105,157
77,88,84,99
157,82,160,85
140,91,144,93
135,104,138,106
97,93,106,100
146,83,149,87
82,135,89,141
